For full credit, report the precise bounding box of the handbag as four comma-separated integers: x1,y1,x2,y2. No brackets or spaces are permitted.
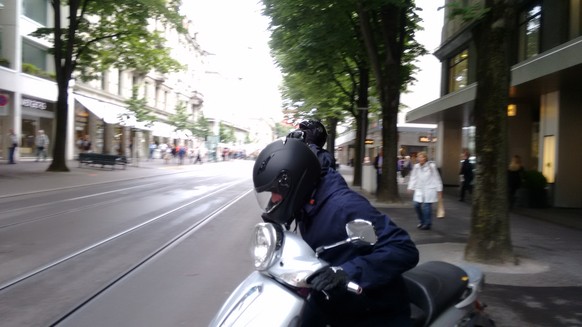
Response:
436,197,445,219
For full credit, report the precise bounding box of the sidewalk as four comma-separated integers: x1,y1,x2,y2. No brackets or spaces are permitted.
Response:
338,165,582,327
0,157,220,198
338,165,582,231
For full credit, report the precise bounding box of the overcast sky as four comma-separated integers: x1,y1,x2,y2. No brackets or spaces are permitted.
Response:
182,0,445,124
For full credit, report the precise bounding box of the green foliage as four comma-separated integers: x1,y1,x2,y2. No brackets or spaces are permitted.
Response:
219,122,236,144
30,0,186,83
125,86,156,127
0,58,9,68
21,63,56,80
445,1,490,21
274,122,292,138
191,114,211,139
168,101,192,132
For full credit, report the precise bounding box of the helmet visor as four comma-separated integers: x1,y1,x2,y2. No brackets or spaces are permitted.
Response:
255,171,291,214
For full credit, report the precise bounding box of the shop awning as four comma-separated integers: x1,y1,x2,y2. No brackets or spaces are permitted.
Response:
75,94,132,125
151,121,175,137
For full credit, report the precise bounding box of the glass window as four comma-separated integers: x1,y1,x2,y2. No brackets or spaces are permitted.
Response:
518,2,541,61
448,49,468,93
22,40,47,71
22,0,48,25
569,0,582,39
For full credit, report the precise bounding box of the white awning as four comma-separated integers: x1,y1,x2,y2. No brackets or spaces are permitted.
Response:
75,94,132,125
151,121,175,137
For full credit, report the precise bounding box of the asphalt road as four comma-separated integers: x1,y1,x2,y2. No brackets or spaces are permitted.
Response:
0,161,258,327
2,160,581,326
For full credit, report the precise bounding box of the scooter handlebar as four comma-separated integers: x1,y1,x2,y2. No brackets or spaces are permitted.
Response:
347,281,362,294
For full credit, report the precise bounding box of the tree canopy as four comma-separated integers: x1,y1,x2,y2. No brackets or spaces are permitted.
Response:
262,0,426,195
32,0,187,171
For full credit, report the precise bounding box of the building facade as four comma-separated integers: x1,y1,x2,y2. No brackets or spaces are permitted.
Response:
1,0,207,163
406,0,582,208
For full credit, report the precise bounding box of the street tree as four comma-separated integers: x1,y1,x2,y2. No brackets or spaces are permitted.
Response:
446,1,517,264
355,0,427,202
168,101,192,133
219,123,236,144
125,86,157,127
263,0,426,198
31,0,185,172
263,0,372,185
190,114,211,141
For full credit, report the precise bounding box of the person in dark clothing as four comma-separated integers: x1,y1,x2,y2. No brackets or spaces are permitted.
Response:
253,139,419,326
459,150,474,201
508,155,525,208
373,148,384,195
287,119,336,175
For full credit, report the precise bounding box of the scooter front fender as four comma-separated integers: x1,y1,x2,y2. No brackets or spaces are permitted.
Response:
210,271,305,327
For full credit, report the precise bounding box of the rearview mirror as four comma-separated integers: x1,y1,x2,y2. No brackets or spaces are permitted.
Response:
346,219,377,245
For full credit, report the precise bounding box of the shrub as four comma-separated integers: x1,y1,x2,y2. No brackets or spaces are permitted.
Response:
0,58,10,68
522,170,548,208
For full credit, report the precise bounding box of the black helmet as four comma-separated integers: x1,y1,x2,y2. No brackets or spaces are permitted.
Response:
253,138,321,225
299,120,328,148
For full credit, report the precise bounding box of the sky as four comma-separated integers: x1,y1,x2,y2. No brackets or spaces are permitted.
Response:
182,0,283,123
182,0,445,125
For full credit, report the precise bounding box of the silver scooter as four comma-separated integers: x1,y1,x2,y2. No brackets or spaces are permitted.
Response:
210,220,493,327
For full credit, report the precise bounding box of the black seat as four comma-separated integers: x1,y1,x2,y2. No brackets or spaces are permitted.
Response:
403,261,469,327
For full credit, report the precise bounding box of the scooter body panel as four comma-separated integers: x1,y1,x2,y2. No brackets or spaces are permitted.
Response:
210,271,305,327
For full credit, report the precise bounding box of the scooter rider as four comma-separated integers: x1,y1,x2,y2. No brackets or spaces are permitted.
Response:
287,119,336,175
253,138,419,326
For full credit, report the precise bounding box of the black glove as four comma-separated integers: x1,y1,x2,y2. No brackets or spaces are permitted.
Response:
307,266,349,292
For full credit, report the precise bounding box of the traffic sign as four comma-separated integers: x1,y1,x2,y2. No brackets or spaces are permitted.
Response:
0,94,8,107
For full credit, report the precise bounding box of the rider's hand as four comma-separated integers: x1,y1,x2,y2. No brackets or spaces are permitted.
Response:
307,266,348,292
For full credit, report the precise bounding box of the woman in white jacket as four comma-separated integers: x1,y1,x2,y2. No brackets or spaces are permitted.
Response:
407,152,443,230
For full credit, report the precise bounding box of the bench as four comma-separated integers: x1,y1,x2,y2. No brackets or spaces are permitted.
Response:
78,153,128,170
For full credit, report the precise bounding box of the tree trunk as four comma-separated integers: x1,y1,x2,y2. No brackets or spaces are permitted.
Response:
46,74,70,172
379,86,400,202
465,1,515,264
351,66,370,187
352,113,365,186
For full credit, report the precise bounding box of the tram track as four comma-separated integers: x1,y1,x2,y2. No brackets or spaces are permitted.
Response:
0,176,252,327
50,188,254,326
0,176,217,230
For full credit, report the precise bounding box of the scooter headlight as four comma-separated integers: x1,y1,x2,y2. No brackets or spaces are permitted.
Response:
251,223,279,271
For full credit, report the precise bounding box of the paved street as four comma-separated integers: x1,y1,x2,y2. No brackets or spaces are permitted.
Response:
1,159,582,326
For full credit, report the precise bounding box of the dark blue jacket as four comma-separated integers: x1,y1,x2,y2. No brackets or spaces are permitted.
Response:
307,144,335,176
299,170,419,318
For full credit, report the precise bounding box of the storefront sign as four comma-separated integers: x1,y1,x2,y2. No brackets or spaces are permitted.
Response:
22,97,48,110
419,136,437,143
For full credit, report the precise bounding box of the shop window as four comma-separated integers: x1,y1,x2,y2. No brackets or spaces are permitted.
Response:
570,0,582,39
448,49,468,93
22,0,48,25
22,39,47,71
518,2,541,61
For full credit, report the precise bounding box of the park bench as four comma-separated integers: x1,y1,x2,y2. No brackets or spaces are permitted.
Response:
78,153,128,170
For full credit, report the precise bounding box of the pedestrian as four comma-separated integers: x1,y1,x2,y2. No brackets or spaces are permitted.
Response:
407,151,443,230
35,130,49,162
193,147,203,164
148,142,157,160
178,145,186,165
459,150,474,201
508,155,525,209
287,119,335,175
373,148,384,195
253,139,419,326
8,128,18,164
81,135,92,153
